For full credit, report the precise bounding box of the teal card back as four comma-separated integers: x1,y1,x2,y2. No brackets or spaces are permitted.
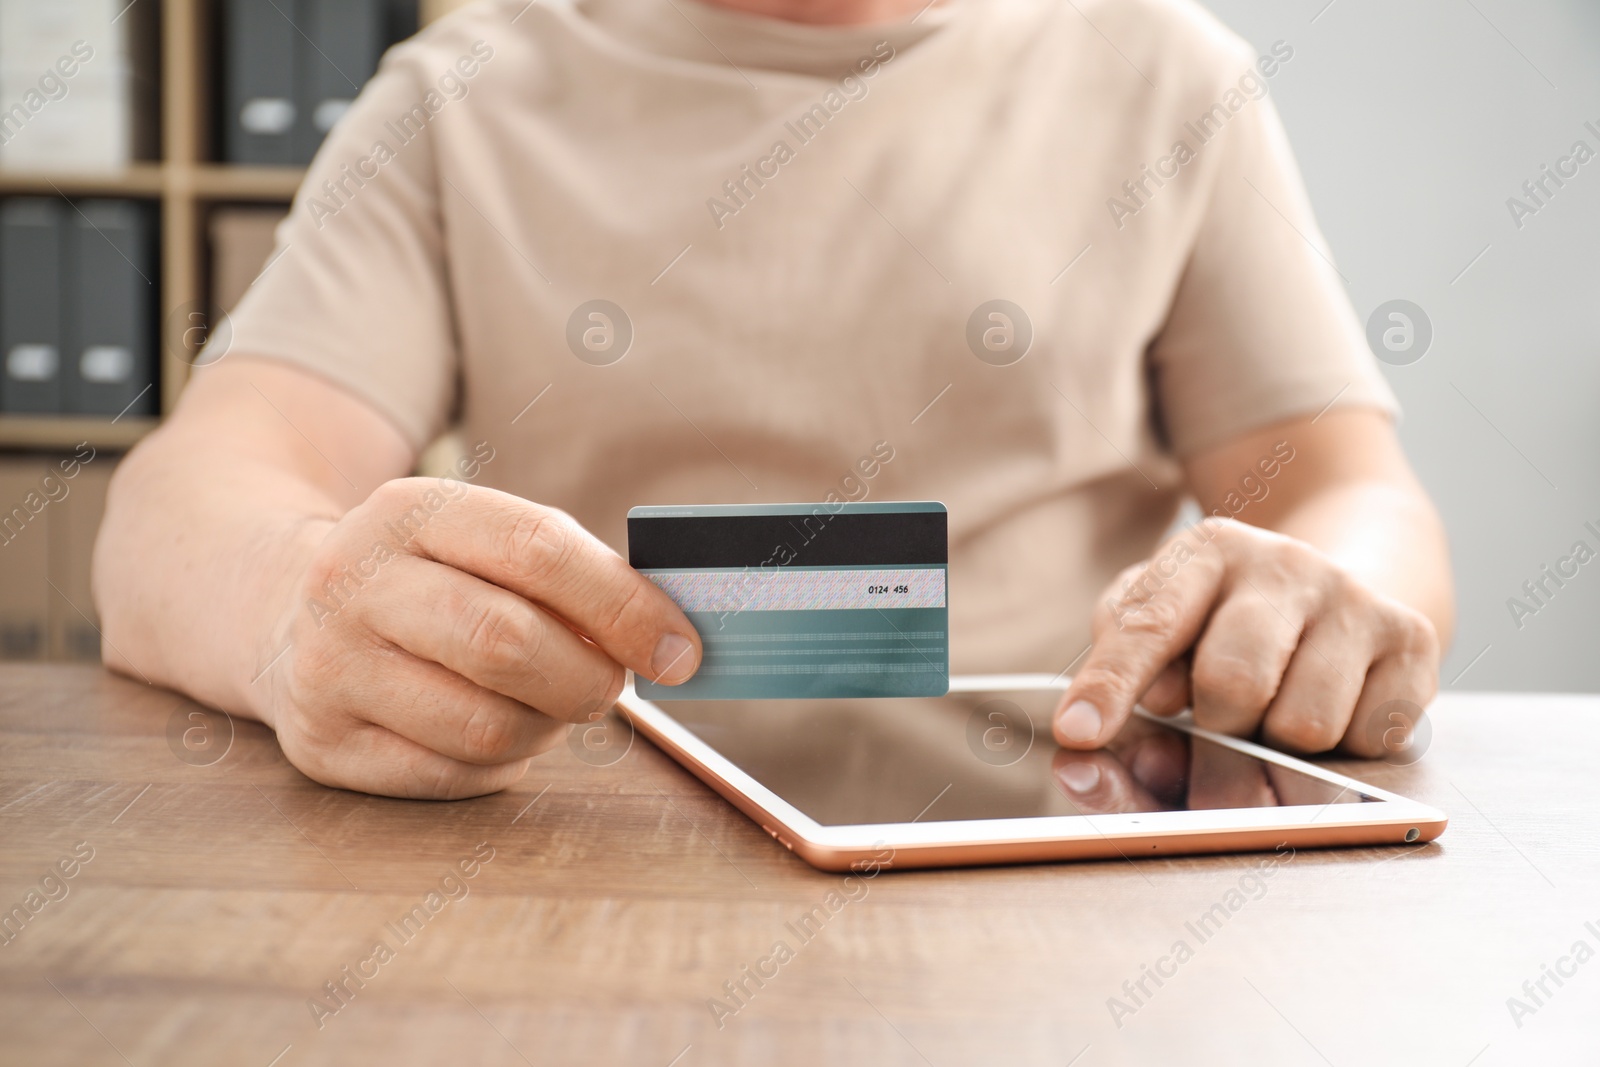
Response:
628,502,948,700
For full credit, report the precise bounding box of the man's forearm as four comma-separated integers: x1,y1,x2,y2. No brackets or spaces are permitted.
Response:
95,428,339,724
93,361,412,725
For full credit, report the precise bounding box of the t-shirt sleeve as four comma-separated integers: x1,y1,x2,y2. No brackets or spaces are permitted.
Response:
1148,82,1398,458
221,44,457,451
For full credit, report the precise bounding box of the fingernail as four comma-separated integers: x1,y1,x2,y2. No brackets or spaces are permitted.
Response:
1058,761,1101,793
1057,700,1103,743
651,633,697,685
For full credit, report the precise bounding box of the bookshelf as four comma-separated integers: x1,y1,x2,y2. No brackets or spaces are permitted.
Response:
0,0,469,452
0,415,159,450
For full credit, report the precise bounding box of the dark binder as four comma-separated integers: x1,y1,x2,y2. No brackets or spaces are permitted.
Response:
48,460,116,661
222,0,300,164
0,459,51,661
387,1,422,48
296,0,388,163
0,198,66,415
65,200,158,419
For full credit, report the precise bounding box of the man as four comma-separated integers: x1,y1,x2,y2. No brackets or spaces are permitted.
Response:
95,0,1452,799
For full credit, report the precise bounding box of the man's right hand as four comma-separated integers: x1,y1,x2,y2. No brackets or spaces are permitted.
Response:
261,479,701,798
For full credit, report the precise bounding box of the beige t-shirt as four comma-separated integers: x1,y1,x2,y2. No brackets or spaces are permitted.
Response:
225,0,1396,674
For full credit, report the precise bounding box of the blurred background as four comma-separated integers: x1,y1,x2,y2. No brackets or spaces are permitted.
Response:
0,0,1594,694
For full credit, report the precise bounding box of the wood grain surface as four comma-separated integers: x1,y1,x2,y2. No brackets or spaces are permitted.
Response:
0,666,1595,1066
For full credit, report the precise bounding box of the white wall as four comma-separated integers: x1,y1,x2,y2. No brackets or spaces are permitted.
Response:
1198,0,1600,693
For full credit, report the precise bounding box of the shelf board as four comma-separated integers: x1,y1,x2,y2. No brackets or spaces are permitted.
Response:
0,164,166,197
0,164,306,202
187,165,305,200
0,416,158,451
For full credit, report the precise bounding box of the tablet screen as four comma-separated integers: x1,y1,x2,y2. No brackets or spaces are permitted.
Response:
659,688,1376,826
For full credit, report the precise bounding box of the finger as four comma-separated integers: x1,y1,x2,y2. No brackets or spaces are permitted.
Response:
1051,749,1161,815
1138,656,1190,716
361,556,624,724
341,650,571,766
1339,604,1439,758
1259,614,1373,755
276,708,534,800
1189,587,1306,737
362,480,702,685
1340,651,1437,760
1054,546,1226,749
1186,734,1278,811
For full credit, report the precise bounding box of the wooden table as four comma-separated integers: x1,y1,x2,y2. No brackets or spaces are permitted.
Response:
1,666,1595,1066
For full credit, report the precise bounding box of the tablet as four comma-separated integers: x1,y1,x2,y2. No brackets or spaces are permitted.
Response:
617,674,1448,872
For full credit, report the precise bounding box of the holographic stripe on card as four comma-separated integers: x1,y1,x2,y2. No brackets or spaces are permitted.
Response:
644,567,945,613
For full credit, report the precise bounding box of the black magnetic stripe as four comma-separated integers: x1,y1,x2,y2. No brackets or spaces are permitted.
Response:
628,510,947,568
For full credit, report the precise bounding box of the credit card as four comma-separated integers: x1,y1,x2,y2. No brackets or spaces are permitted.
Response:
628,501,949,700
